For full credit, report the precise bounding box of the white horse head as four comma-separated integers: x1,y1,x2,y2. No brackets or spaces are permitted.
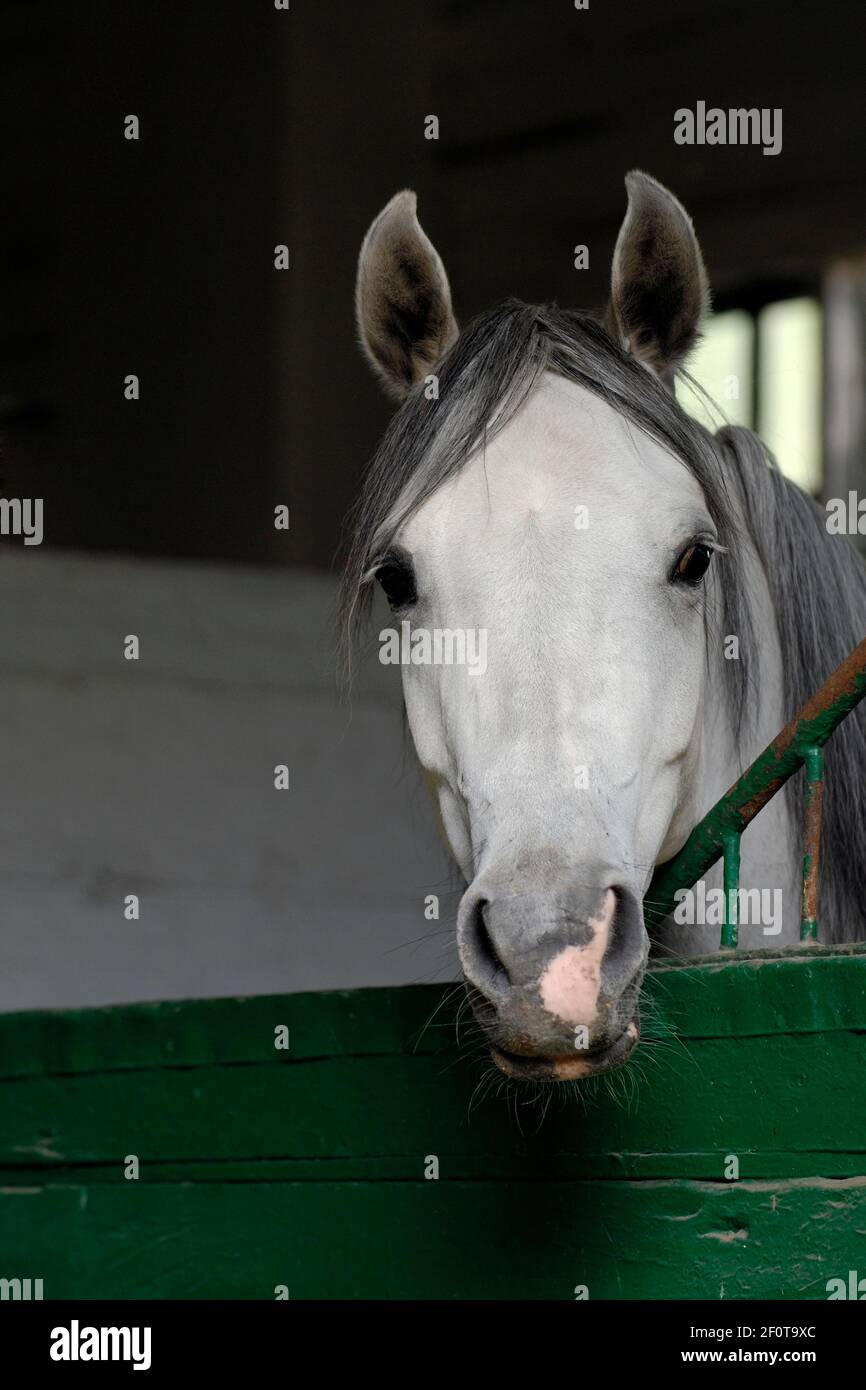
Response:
346,172,866,1082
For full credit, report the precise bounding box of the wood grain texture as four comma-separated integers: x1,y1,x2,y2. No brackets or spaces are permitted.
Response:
3,1180,864,1301
1,948,865,1298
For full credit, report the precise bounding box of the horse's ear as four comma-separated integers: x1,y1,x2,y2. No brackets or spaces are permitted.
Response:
606,170,710,378
355,190,459,400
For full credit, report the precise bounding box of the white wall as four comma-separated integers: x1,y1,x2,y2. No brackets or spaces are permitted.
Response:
0,550,458,1011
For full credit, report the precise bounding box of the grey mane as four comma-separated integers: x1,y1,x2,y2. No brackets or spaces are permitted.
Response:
341,300,866,941
719,428,866,942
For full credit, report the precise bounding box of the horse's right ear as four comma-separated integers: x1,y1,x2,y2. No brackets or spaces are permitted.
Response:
355,191,458,400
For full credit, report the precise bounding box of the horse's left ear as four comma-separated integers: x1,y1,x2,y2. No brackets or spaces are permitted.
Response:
606,170,710,378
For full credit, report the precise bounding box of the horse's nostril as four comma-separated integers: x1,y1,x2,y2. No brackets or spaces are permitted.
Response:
598,886,642,973
458,878,647,1020
466,898,511,994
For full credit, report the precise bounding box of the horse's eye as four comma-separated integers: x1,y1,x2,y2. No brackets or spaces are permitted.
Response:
375,554,417,608
674,542,713,585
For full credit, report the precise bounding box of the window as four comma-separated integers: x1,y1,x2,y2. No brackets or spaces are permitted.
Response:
678,296,823,496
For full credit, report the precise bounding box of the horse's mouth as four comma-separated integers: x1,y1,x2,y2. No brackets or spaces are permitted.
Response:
489,1021,638,1082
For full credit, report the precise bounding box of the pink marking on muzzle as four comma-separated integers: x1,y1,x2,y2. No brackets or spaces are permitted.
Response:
538,888,615,1026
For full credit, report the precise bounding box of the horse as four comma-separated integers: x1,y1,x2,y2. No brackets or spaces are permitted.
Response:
342,170,866,1083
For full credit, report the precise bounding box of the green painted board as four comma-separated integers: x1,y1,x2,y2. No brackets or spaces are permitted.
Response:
3,1179,865,1301
1,946,866,1298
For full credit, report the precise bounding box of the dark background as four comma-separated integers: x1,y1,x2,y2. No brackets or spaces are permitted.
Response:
2,0,865,569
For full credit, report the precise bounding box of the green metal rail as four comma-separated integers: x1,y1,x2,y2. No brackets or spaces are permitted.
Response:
644,635,866,946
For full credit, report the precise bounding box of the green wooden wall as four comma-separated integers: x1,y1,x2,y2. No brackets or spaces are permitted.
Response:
1,944,865,1299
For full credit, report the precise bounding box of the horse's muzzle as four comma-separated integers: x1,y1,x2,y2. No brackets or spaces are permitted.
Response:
457,877,648,1080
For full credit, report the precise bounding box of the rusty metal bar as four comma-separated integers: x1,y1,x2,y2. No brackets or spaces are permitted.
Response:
721,831,741,949
799,745,824,941
644,635,866,932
